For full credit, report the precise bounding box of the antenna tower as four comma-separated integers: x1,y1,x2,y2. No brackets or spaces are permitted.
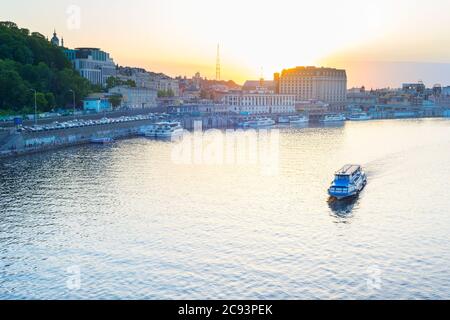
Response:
216,44,221,81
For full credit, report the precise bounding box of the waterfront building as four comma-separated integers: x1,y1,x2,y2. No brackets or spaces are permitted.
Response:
347,87,377,107
64,47,117,87
402,82,426,95
168,103,228,115
108,86,157,109
434,95,450,108
83,96,112,113
223,92,296,114
441,86,450,96
432,84,442,96
295,100,329,114
274,66,347,110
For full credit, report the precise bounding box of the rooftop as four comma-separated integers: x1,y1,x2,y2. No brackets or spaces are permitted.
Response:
75,47,101,51
336,164,361,176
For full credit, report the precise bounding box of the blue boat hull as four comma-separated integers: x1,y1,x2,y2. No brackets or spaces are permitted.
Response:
328,179,367,200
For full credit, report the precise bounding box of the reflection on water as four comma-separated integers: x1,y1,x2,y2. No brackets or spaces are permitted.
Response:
1,119,450,300
328,196,359,220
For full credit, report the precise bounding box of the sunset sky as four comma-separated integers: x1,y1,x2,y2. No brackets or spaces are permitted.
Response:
2,0,450,88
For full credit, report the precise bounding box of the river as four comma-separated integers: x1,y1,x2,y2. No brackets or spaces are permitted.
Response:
1,118,450,299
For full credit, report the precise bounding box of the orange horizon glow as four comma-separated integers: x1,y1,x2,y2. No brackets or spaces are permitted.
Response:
2,0,450,88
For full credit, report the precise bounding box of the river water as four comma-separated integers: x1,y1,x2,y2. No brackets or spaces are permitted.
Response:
1,119,450,299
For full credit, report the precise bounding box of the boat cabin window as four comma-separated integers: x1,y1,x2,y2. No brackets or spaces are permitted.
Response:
336,175,350,181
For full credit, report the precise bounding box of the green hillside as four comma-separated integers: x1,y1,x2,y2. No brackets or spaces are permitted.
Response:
0,21,93,115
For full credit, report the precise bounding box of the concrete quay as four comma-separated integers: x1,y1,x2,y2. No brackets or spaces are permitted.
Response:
0,119,155,159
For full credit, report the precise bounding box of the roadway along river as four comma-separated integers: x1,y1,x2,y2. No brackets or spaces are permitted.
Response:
1,118,450,299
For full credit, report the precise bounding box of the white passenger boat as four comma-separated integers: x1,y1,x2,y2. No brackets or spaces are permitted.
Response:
145,122,184,140
289,115,309,124
328,164,367,200
321,114,346,123
278,116,291,124
240,117,276,128
347,113,372,121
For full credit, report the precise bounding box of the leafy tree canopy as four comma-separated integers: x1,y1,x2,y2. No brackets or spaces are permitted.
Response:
106,76,136,90
0,21,94,114
157,89,175,98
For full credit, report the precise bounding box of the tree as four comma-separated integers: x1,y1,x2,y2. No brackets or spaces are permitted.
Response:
31,32,46,39
0,21,95,112
125,79,136,87
106,76,119,89
106,76,136,90
45,92,55,110
35,92,48,111
0,21,18,29
157,89,175,98
108,94,122,109
0,61,28,111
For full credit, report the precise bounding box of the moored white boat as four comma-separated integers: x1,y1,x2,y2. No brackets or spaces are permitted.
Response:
321,114,346,123
278,116,290,124
289,115,309,124
240,117,276,128
347,113,372,121
145,122,184,140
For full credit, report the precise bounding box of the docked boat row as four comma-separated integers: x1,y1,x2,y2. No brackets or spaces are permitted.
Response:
321,112,372,123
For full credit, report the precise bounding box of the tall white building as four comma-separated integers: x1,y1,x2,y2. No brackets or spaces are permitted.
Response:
64,47,117,87
223,92,296,114
275,66,347,109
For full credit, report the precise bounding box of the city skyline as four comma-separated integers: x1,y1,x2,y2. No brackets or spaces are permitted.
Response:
2,0,450,88
2,1,450,304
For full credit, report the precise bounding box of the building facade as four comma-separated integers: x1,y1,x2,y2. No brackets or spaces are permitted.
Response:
116,67,180,97
108,86,157,109
168,103,229,115
223,92,296,114
64,47,117,87
402,82,426,95
274,66,347,109
83,98,112,113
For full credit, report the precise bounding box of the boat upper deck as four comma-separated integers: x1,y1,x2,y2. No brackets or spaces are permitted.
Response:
336,164,361,176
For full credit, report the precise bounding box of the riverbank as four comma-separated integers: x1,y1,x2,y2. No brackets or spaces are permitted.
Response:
2,112,449,159
0,119,155,159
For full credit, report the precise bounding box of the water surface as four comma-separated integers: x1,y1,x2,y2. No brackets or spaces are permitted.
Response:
1,119,450,299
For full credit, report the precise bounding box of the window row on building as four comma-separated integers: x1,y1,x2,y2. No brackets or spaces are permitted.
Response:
274,67,347,105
